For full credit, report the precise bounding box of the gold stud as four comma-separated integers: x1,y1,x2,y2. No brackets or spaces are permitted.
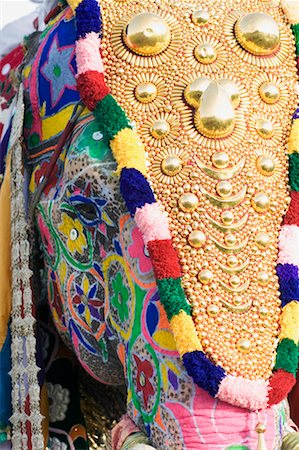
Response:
233,295,242,306
216,181,233,198
161,155,182,176
259,82,280,104
212,152,230,169
124,13,171,56
221,211,234,225
237,338,251,353
256,119,274,139
198,269,214,284
255,232,270,248
230,275,241,287
235,13,280,56
256,156,275,177
135,82,157,103
225,234,237,246
179,193,199,212
188,230,206,248
257,272,270,286
259,306,269,317
227,255,238,267
192,10,210,26
252,193,270,213
194,44,217,64
150,120,170,139
184,77,211,109
207,304,219,317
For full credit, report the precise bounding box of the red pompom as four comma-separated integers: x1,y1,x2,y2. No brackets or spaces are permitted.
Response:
77,70,110,110
147,239,182,280
268,369,296,406
283,191,299,225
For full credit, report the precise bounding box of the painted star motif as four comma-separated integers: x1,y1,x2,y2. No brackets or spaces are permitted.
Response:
41,35,76,108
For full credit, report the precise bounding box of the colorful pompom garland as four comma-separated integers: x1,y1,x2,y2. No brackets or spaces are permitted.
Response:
67,0,299,410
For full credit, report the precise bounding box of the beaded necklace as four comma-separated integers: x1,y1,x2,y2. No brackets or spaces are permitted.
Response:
66,0,299,410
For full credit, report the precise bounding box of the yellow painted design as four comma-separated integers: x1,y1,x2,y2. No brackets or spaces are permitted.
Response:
279,301,299,344
110,128,147,176
41,105,74,141
170,311,202,355
161,364,169,391
58,213,87,255
23,65,31,79
67,0,83,11
83,276,89,295
288,119,299,154
152,329,177,351
59,261,67,286
167,360,181,376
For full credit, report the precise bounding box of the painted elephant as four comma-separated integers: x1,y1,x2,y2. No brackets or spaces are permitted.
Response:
19,0,299,448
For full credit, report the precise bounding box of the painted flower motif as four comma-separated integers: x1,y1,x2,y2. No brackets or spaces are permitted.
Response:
47,383,70,423
38,214,54,256
58,213,87,254
133,354,155,409
111,272,129,322
69,194,114,228
33,160,59,195
128,227,152,274
73,275,103,325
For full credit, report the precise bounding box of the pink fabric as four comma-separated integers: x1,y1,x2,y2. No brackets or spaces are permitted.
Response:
165,387,277,450
75,32,104,75
135,203,171,246
111,414,140,450
278,225,299,265
217,375,269,410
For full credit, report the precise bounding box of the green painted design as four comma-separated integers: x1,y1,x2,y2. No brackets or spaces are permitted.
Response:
70,118,113,161
274,338,299,376
37,204,61,271
29,132,41,147
53,64,61,77
98,337,108,363
0,431,7,443
111,272,129,322
289,153,299,191
94,94,131,142
225,446,250,450
292,24,299,55
156,278,191,321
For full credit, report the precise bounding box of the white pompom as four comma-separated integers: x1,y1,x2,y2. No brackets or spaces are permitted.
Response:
281,0,299,24
130,446,156,450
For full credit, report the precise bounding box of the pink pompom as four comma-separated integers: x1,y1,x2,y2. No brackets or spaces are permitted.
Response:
135,203,171,246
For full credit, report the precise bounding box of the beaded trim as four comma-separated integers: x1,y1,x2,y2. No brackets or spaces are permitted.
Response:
66,0,299,410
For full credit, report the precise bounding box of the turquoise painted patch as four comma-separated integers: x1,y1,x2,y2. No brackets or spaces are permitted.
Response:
225,446,250,450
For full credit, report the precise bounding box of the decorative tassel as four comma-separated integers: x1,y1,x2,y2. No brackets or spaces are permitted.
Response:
255,423,268,450
281,1,299,24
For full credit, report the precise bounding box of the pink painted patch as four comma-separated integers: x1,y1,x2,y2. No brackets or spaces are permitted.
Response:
76,33,104,75
278,225,299,265
37,214,54,256
128,226,153,274
135,203,171,246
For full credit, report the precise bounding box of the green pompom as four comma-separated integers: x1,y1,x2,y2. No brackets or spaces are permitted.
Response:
94,95,131,142
274,338,299,376
289,153,299,192
157,277,191,321
292,24,299,55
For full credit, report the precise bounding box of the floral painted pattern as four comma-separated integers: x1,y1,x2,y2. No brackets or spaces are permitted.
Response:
58,213,87,254
133,354,155,409
111,272,129,322
128,227,152,274
73,275,103,325
47,383,70,423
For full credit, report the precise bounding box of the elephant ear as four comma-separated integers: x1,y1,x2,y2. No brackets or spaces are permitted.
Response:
281,0,299,24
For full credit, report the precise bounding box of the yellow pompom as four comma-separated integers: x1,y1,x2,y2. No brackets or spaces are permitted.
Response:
67,0,83,12
288,119,299,154
279,301,299,344
170,311,202,356
281,1,299,24
110,128,147,176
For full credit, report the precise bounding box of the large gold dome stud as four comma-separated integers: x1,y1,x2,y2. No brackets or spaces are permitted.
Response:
198,269,214,284
161,155,182,176
234,13,280,56
195,81,235,139
150,120,170,139
256,119,274,139
184,77,211,109
255,232,270,248
252,193,270,213
221,210,234,225
237,338,251,353
216,181,233,198
188,230,206,248
124,13,171,56
194,43,217,64
179,193,199,212
256,156,275,177
192,10,210,26
282,432,299,450
135,83,157,103
212,152,230,169
219,79,241,109
259,82,280,104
